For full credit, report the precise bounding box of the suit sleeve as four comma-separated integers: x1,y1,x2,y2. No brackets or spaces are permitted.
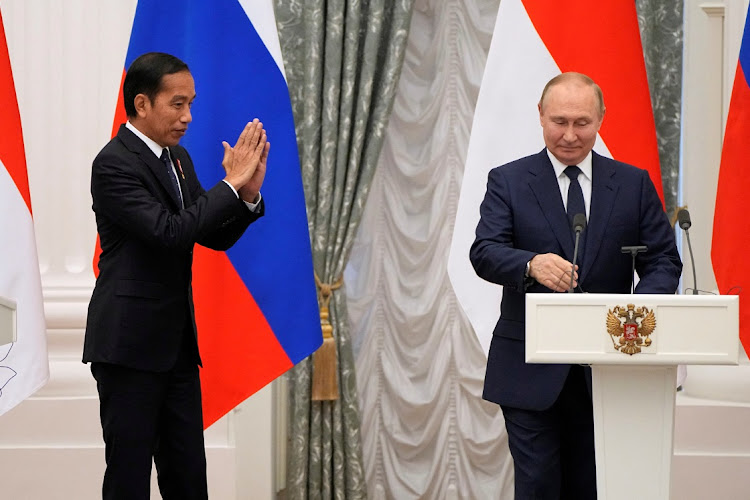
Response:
470,167,536,292
633,169,683,293
92,149,253,253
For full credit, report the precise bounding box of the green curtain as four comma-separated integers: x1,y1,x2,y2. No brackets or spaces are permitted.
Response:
274,1,414,498
636,0,683,217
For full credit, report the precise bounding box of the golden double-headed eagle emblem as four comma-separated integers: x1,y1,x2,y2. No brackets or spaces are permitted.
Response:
606,304,656,355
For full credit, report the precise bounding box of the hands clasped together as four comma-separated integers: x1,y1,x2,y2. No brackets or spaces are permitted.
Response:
222,119,270,203
528,253,578,293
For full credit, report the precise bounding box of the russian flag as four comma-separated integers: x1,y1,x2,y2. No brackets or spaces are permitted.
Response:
103,0,322,428
0,8,49,415
448,0,663,354
713,5,750,356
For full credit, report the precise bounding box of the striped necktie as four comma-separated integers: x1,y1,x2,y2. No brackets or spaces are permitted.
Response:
160,148,183,208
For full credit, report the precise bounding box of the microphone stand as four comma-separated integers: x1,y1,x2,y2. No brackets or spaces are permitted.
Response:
682,225,698,295
569,213,587,293
676,209,698,294
569,231,582,293
621,245,648,294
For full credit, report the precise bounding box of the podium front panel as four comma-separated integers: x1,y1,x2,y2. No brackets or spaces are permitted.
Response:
525,294,738,366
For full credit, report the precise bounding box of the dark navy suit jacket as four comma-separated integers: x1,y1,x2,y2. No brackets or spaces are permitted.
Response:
83,124,263,372
470,149,682,410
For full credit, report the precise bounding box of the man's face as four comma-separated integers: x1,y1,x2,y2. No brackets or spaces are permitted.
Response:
136,70,195,148
538,81,603,166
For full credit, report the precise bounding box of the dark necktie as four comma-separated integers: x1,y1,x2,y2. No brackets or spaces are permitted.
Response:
160,148,183,208
564,165,586,269
564,165,586,226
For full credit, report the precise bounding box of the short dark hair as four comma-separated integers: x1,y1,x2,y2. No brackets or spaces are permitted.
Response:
123,52,190,117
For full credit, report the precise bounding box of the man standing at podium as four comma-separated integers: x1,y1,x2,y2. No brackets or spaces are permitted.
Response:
470,72,681,499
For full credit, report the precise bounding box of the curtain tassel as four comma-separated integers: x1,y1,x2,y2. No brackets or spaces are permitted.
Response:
311,273,343,401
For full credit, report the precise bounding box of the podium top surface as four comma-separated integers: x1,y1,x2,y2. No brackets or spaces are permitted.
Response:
0,295,16,311
525,294,739,366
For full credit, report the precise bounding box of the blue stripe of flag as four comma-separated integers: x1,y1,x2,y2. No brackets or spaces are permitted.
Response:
740,6,750,84
124,0,321,363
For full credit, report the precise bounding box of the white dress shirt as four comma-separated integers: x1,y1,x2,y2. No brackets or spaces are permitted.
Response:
546,149,593,220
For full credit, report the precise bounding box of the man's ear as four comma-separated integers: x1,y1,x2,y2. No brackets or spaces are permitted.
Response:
596,107,606,130
538,102,544,126
133,94,150,118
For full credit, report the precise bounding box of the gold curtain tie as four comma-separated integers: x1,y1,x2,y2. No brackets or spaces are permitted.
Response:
315,272,343,339
311,272,343,401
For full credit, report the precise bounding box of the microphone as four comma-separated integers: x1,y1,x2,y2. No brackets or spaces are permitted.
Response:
677,208,698,295
677,209,691,230
569,213,587,292
572,213,587,233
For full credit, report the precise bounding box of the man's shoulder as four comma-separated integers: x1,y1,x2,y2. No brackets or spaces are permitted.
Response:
488,150,547,178
92,127,148,175
94,133,131,164
593,151,648,179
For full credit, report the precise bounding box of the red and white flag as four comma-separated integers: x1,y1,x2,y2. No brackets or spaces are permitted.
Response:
448,0,663,353
0,9,48,416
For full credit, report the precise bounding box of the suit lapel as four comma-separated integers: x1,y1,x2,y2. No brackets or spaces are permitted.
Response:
117,125,183,209
147,150,183,209
580,152,619,279
528,150,575,260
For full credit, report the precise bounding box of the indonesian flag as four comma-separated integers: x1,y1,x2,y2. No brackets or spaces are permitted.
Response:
712,6,750,355
448,0,662,354
0,9,49,416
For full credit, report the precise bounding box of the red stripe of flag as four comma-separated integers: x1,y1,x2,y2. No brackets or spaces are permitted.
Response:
713,63,750,354
0,11,32,214
522,0,664,205
92,70,127,275
192,246,292,428
111,70,128,138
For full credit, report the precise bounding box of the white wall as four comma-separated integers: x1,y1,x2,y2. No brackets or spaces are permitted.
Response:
0,1,276,498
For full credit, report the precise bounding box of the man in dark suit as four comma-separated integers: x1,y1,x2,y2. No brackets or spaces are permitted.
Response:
83,52,269,499
470,72,682,499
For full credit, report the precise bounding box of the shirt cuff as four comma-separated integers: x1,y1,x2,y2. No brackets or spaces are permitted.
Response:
244,192,262,212
221,180,262,212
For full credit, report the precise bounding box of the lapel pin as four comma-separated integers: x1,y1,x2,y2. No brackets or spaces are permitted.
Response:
176,158,185,179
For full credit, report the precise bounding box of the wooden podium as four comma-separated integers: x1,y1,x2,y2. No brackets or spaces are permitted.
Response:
526,294,739,500
0,296,16,346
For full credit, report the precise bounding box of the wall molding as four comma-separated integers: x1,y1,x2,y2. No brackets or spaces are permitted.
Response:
700,2,726,16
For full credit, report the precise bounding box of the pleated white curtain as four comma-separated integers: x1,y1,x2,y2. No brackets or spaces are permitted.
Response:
345,0,514,498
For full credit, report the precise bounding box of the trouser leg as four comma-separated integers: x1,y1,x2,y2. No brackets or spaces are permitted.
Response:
92,362,165,500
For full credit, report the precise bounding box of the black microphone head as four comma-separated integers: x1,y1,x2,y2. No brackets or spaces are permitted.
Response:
572,213,587,233
677,209,691,230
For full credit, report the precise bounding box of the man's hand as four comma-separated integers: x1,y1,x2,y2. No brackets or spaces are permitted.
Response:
238,139,269,203
528,253,577,292
222,119,269,199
